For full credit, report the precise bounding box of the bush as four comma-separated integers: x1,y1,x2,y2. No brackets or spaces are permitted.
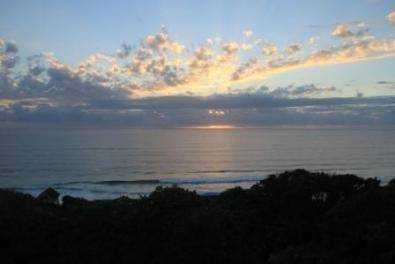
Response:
0,170,394,264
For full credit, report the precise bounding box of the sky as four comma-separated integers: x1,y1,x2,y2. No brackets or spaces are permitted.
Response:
1,0,395,126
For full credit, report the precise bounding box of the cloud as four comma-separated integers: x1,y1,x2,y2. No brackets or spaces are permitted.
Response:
116,43,132,59
3,94,394,126
189,45,213,70
261,43,277,56
285,43,302,54
4,41,18,53
388,11,395,25
1,11,395,104
0,45,133,102
1,31,393,102
309,36,318,45
168,42,185,54
1,10,395,125
291,84,337,96
91,94,395,111
241,43,253,51
356,21,366,28
306,38,395,64
27,55,46,76
378,81,395,85
233,36,395,84
331,23,371,42
0,40,20,73
231,58,260,80
331,24,354,38
243,29,253,38
146,31,168,52
222,42,239,54
233,84,337,98
1,54,19,69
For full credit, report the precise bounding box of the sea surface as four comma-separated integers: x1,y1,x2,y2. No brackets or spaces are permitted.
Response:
1,124,395,200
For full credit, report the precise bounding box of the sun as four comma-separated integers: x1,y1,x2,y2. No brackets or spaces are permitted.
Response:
187,125,237,130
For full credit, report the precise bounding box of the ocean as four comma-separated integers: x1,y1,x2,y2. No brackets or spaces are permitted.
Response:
1,124,395,200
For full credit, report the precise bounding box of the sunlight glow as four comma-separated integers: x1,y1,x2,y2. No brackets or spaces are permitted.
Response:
187,125,237,130
208,109,227,116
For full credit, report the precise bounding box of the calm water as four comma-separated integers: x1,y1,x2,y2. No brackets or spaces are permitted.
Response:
1,124,395,199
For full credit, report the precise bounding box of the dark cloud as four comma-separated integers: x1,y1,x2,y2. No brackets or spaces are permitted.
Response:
0,73,17,97
232,84,337,98
290,84,337,96
162,66,185,86
44,66,129,102
231,58,260,81
2,95,395,126
116,43,132,59
87,94,395,112
0,44,132,102
378,81,395,85
285,43,302,54
4,41,18,53
1,55,19,69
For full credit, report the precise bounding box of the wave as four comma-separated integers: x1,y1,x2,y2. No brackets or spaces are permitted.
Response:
93,168,274,176
13,176,264,200
56,175,265,187
160,176,264,185
183,169,272,174
10,172,268,200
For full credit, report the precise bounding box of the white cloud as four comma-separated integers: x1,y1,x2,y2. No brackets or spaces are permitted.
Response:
309,36,318,45
387,11,395,25
243,29,253,38
222,42,239,54
332,24,353,38
261,43,277,56
168,42,185,54
241,43,252,51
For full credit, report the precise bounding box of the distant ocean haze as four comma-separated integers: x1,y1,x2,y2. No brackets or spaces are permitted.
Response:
1,124,395,200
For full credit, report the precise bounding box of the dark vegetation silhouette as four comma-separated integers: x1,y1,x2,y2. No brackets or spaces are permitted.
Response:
1,169,395,263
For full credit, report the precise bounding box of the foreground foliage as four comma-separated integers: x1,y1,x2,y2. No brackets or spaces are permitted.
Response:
1,169,395,263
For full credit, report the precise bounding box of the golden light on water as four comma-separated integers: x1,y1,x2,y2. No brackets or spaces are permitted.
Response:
187,125,237,130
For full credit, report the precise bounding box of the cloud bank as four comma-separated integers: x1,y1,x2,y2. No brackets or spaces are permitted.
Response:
2,92,395,126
